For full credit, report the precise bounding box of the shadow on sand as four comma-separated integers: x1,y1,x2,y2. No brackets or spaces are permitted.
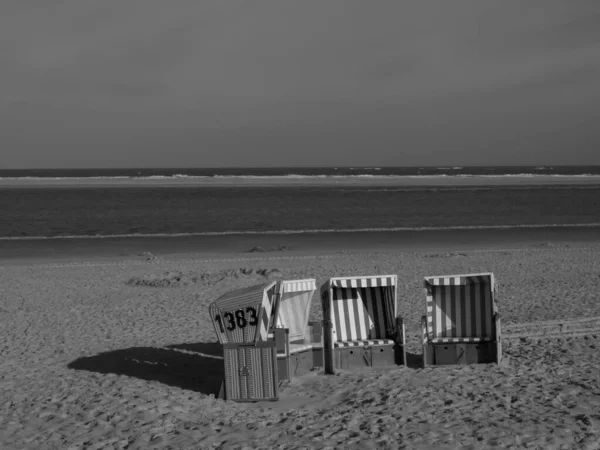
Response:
68,342,224,396
69,344,421,397
405,352,423,369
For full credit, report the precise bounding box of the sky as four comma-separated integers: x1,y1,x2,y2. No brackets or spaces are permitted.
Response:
2,1,600,168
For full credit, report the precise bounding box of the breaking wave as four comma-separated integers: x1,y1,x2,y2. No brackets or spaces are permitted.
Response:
2,223,599,241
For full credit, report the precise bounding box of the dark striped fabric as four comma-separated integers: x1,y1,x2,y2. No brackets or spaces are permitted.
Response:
329,276,396,289
323,276,397,346
331,287,395,341
424,273,496,342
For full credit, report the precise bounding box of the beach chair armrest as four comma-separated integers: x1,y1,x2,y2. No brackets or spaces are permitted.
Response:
421,315,428,343
395,315,406,345
421,315,429,368
274,328,290,354
307,321,323,345
494,312,502,342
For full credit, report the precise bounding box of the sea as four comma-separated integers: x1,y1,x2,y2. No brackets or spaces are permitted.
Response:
1,166,599,259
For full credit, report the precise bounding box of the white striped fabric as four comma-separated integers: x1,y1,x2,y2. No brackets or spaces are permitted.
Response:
280,279,317,293
334,339,395,348
259,285,276,341
276,279,316,342
276,290,314,342
430,337,487,343
424,273,496,341
330,275,396,289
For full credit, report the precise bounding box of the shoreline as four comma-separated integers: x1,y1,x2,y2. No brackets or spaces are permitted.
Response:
2,225,599,265
2,174,600,188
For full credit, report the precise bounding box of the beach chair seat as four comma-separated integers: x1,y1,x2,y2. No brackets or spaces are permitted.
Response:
287,343,314,353
428,336,494,344
273,279,323,381
334,339,396,347
321,275,406,373
422,273,501,366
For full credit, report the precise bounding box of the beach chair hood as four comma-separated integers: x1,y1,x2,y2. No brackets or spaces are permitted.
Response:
209,281,278,345
424,273,496,290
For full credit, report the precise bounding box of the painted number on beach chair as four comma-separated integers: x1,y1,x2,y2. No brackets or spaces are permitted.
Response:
214,307,258,333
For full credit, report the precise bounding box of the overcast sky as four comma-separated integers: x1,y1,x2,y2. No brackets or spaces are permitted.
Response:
2,1,600,168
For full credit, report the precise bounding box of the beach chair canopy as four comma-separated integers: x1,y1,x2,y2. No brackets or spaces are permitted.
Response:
276,279,317,342
321,275,397,347
209,282,278,345
424,273,497,343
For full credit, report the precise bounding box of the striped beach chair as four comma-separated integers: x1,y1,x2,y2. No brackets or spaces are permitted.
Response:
273,279,322,381
321,275,406,374
209,282,281,402
422,272,501,366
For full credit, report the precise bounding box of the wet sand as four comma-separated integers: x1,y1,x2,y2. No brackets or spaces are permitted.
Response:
1,225,599,264
2,174,600,188
2,237,600,448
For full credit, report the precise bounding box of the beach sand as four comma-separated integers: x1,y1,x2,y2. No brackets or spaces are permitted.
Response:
2,242,600,449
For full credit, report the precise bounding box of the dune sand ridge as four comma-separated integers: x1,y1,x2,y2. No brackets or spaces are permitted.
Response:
1,245,600,449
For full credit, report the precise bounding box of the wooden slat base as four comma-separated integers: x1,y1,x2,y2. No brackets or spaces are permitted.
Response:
332,344,405,370
423,342,499,366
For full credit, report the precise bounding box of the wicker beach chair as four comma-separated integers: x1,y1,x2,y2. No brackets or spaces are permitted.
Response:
209,282,281,402
273,279,323,381
321,275,406,374
422,272,501,366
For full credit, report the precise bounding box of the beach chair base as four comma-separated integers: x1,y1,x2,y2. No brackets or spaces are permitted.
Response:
275,321,325,381
423,342,499,366
223,342,279,402
276,346,324,381
332,344,404,370
312,346,324,369
277,347,314,381
323,315,407,374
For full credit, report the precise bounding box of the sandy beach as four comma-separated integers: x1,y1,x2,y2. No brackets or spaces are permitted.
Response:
2,239,600,449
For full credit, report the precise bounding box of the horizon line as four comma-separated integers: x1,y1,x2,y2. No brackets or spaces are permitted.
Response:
2,164,600,171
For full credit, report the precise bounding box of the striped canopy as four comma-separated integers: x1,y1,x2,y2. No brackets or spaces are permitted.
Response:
424,273,495,288
280,279,316,293
209,282,277,345
276,279,316,342
424,272,497,343
321,275,397,293
322,275,397,344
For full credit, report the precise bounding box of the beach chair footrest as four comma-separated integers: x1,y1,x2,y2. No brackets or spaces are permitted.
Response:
427,342,498,365
223,344,279,402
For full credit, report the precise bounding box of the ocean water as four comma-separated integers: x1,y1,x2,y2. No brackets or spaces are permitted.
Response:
1,184,599,240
